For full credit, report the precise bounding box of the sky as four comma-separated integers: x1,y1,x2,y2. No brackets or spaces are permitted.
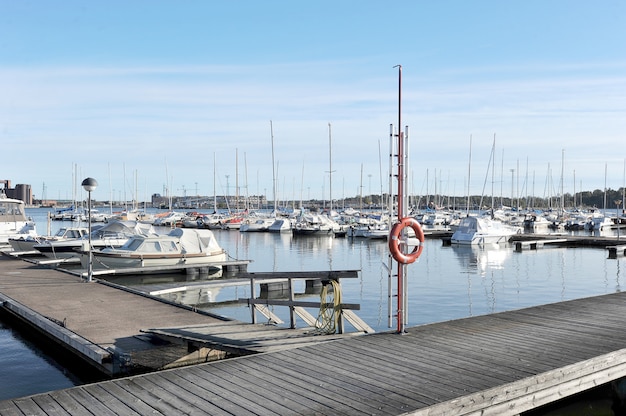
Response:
1,1,625,204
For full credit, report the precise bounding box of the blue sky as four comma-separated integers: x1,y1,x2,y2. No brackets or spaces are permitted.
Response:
1,1,625,205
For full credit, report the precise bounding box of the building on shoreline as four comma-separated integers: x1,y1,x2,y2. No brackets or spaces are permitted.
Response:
0,180,32,205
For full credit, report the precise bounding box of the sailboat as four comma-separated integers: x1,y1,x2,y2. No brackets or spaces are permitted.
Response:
267,121,293,233
451,135,521,245
292,123,343,236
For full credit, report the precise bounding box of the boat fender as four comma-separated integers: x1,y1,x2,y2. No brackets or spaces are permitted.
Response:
388,217,424,264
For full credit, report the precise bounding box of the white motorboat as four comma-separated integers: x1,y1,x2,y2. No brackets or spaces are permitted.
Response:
584,214,614,231
240,216,275,232
152,211,186,227
34,220,156,259
8,226,88,253
451,215,521,245
267,217,293,233
363,224,390,240
292,211,342,236
523,213,552,233
198,213,228,229
79,228,227,272
0,193,37,246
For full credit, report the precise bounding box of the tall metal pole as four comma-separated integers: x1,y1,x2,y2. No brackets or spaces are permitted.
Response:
87,190,93,282
81,177,97,283
394,64,406,334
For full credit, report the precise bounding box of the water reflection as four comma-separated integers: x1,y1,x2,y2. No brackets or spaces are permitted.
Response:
449,244,511,274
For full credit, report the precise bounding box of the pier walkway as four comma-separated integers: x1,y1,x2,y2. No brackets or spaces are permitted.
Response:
0,255,358,377
3,258,626,414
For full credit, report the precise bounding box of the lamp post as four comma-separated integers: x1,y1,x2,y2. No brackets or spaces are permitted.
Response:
81,177,98,282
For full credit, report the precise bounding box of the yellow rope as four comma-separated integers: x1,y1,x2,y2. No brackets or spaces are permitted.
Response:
316,280,342,334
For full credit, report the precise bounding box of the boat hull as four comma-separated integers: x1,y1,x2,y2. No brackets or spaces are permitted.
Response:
83,251,228,271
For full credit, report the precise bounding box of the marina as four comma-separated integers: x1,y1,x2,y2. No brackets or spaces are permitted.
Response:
2,254,626,415
4,1,626,413
2,207,626,414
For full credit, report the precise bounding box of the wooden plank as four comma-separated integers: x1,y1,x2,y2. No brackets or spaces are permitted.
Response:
350,334,521,386
150,371,251,416
282,345,443,409
407,348,626,416
237,270,360,280
61,388,118,416
258,351,415,414
125,375,230,416
47,390,92,415
0,400,25,415
253,303,284,324
72,384,141,416
11,398,45,416
164,366,270,415
244,297,361,310
113,378,200,415
91,382,165,415
342,309,375,333
322,337,503,396
224,357,369,415
190,363,317,415
293,306,318,327
31,395,73,416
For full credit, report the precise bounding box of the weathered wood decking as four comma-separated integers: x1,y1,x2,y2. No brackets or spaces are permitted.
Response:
3,247,626,415
3,284,626,414
0,255,360,377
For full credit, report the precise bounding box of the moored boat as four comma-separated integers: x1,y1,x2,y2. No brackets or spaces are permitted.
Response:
34,220,156,259
78,228,227,273
9,226,88,253
240,216,275,232
292,212,340,236
451,215,521,245
0,193,37,246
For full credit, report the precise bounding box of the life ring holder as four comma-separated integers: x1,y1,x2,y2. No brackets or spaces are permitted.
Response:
388,217,425,264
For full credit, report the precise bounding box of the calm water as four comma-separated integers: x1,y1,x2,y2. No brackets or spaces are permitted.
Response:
0,207,624,401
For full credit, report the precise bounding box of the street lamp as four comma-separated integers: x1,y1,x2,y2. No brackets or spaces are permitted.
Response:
81,177,98,282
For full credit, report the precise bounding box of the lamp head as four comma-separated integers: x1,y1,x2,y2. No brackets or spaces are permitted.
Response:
81,177,98,192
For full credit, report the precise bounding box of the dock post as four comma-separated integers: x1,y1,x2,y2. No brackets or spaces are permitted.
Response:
288,277,296,329
249,277,256,324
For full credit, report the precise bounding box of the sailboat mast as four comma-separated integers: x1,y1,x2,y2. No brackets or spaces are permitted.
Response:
235,148,239,212
328,123,333,214
396,66,404,219
213,153,217,212
560,149,565,215
270,121,277,212
467,135,472,215
491,134,495,217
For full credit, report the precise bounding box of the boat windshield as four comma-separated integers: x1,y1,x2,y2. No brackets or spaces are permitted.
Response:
123,238,179,253
0,200,28,222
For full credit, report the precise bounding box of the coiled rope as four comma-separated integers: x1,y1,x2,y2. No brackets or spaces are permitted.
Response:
316,280,342,334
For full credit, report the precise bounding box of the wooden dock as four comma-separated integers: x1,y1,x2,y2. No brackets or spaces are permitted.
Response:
3,265,626,414
0,255,363,378
510,233,625,248
513,238,568,251
4,247,626,414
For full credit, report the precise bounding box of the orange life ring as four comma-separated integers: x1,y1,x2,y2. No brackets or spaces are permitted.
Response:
388,217,425,264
